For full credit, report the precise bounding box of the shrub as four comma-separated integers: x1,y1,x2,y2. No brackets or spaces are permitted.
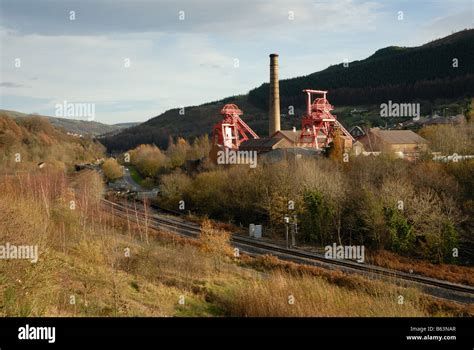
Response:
423,222,459,264
158,170,192,210
167,137,190,168
384,207,416,256
199,219,232,272
102,158,123,181
419,123,474,154
130,144,169,178
299,190,334,244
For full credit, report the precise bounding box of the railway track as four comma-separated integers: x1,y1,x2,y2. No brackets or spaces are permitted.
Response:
101,198,474,303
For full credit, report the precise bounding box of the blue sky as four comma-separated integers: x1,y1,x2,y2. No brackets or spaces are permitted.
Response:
0,0,472,124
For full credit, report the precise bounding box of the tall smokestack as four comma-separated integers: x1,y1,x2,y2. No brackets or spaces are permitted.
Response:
269,53,280,136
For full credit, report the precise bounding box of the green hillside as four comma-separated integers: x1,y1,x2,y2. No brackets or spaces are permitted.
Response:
248,29,474,109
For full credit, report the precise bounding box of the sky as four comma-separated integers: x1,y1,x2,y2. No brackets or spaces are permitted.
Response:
0,0,472,124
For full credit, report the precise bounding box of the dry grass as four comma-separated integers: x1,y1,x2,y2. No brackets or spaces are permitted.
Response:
367,250,474,286
0,170,254,316
216,271,428,317
0,169,470,317
239,254,474,317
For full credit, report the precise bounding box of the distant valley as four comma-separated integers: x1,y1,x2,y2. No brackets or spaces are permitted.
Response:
0,109,139,137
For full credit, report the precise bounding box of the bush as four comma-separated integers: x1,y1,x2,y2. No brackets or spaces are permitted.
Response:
384,207,416,256
419,123,474,154
187,171,228,218
344,187,388,249
440,222,459,264
299,190,335,244
158,170,192,210
130,144,169,178
423,222,459,264
199,219,232,272
167,137,190,168
102,158,123,181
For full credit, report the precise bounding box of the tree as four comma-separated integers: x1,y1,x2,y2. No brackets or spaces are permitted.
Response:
129,144,168,178
328,129,344,162
158,170,192,209
167,137,190,168
299,190,334,245
384,207,416,256
102,158,123,181
199,219,232,272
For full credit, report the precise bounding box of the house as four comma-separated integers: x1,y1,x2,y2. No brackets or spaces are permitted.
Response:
357,128,429,160
271,128,353,151
239,137,292,153
271,129,325,148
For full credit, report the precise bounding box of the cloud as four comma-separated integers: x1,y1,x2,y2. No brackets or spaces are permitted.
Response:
0,26,249,123
392,8,473,47
0,81,26,88
1,0,382,37
0,0,385,120
0,0,471,124
421,11,473,38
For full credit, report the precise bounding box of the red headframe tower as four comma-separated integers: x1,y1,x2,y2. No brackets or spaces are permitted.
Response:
212,104,259,149
299,89,352,149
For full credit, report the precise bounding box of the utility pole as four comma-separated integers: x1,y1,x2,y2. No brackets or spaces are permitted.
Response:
292,214,297,247
284,214,298,248
284,215,290,248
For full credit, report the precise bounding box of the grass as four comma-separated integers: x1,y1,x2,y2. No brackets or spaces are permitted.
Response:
366,250,474,286
0,169,471,317
214,272,428,317
127,165,156,189
0,170,258,316
128,165,144,186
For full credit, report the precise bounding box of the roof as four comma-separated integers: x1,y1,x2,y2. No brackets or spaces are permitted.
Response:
349,125,365,135
239,137,289,151
272,129,327,144
273,130,301,143
370,128,429,144
423,114,466,126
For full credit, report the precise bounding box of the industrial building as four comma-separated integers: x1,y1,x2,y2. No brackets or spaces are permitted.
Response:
210,53,354,161
354,128,429,160
210,53,429,163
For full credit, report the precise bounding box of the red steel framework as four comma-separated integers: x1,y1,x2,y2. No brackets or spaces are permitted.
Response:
299,89,352,149
212,104,259,149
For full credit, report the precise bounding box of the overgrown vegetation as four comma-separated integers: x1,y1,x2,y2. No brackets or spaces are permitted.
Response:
2,169,471,317
419,122,474,155
0,108,472,317
102,158,123,181
152,123,473,265
122,136,211,185
0,113,105,171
